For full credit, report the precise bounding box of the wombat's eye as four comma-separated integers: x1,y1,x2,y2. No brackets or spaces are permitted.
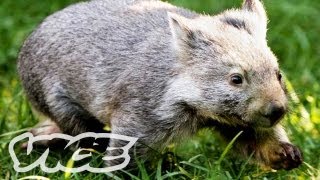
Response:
230,74,243,85
277,72,282,81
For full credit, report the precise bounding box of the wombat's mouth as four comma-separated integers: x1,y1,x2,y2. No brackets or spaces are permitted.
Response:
204,113,283,129
251,117,280,128
253,102,287,128
246,113,285,128
200,108,285,129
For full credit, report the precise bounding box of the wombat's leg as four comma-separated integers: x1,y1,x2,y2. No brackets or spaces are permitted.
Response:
106,134,155,169
45,91,107,136
215,124,303,170
30,91,108,149
106,112,161,168
31,119,62,135
21,119,64,148
49,104,109,149
249,125,303,170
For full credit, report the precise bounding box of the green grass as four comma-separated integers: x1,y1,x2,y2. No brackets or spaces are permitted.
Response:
1,0,320,179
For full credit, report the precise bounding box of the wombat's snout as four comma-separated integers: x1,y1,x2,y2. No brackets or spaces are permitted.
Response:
262,101,286,126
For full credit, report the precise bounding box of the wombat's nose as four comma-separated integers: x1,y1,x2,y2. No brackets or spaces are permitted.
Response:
263,101,286,125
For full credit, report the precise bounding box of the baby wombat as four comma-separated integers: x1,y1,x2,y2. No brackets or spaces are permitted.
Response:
18,0,302,170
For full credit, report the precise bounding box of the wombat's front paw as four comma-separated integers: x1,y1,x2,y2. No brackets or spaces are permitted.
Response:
264,142,303,170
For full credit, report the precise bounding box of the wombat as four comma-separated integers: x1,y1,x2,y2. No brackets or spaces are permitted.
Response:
18,0,302,170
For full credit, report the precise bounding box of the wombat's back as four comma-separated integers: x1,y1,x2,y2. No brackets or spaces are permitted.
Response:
18,0,197,122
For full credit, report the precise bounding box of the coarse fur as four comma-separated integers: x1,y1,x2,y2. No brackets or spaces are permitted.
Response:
18,0,302,170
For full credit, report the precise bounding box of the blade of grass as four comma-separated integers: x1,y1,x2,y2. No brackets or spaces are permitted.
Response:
236,152,254,179
161,172,183,179
156,158,163,180
216,131,243,165
188,154,205,163
119,170,141,180
180,161,209,172
0,127,31,138
105,172,123,180
177,165,193,179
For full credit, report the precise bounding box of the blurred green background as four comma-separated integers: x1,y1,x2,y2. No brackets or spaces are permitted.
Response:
0,0,319,179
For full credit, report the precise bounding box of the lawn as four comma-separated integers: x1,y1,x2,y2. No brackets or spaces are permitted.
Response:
0,0,319,179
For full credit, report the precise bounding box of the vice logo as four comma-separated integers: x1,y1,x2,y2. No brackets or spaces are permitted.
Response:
9,132,138,173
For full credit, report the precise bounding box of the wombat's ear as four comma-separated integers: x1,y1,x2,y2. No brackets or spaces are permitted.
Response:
168,12,193,50
242,0,267,21
242,0,268,38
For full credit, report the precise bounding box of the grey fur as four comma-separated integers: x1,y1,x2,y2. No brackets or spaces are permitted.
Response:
18,0,302,169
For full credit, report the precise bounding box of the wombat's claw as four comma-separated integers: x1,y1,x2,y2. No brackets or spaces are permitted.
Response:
269,142,303,170
21,119,62,148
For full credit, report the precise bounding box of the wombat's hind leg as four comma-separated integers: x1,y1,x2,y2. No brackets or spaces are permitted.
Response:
46,90,107,136
21,119,64,148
